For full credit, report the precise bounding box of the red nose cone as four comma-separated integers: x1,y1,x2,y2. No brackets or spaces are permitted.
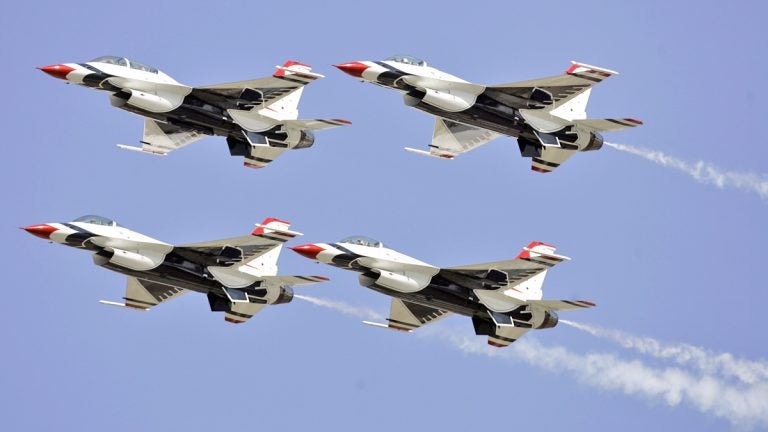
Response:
22,224,59,240
333,62,369,78
290,244,325,260
38,64,75,80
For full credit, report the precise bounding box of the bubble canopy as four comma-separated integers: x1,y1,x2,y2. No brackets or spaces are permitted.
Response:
73,215,119,227
89,56,159,74
339,235,383,248
384,54,427,67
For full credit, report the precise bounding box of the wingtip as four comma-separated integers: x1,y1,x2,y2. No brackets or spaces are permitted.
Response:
404,147,455,159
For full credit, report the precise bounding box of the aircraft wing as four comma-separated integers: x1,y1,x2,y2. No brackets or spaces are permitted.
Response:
401,75,485,94
353,256,438,275
572,118,643,132
257,275,329,286
405,118,501,160
443,242,570,290
117,119,206,155
282,118,352,131
365,298,450,332
486,61,618,109
194,60,323,109
175,222,301,267
100,277,188,310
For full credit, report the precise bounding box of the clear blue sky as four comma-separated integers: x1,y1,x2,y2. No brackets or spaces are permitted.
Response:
3,1,767,430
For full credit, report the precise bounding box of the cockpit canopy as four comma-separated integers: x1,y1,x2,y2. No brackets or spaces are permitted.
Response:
385,54,427,67
339,235,383,248
89,56,159,74
73,215,119,227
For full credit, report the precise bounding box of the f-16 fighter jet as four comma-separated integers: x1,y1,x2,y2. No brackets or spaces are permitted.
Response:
39,56,350,169
335,55,641,173
23,215,328,324
292,237,593,347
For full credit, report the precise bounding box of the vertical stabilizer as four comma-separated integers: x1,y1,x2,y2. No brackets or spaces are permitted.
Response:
549,88,591,121
244,217,294,276
508,241,564,300
267,61,316,119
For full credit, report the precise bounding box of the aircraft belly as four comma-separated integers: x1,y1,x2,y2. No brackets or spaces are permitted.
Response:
414,101,524,137
100,261,214,295
120,104,239,137
366,283,483,318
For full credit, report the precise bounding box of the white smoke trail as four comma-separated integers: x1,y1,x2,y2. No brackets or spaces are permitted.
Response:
437,330,768,429
297,295,768,428
606,142,768,200
561,320,768,385
294,294,385,321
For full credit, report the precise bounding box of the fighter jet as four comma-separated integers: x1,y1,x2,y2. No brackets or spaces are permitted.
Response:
291,237,593,347
23,215,328,324
39,56,350,169
335,55,641,173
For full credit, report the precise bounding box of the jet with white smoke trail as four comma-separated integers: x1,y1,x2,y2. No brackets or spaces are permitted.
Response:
606,142,768,201
335,58,642,173
292,237,594,347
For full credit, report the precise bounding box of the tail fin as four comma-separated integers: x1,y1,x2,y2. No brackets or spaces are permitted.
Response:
244,217,294,275
510,241,563,300
549,88,592,121
549,61,619,121
267,61,319,119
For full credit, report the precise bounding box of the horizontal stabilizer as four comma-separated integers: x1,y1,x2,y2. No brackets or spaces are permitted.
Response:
531,147,577,174
573,118,643,132
224,302,266,324
488,326,529,348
